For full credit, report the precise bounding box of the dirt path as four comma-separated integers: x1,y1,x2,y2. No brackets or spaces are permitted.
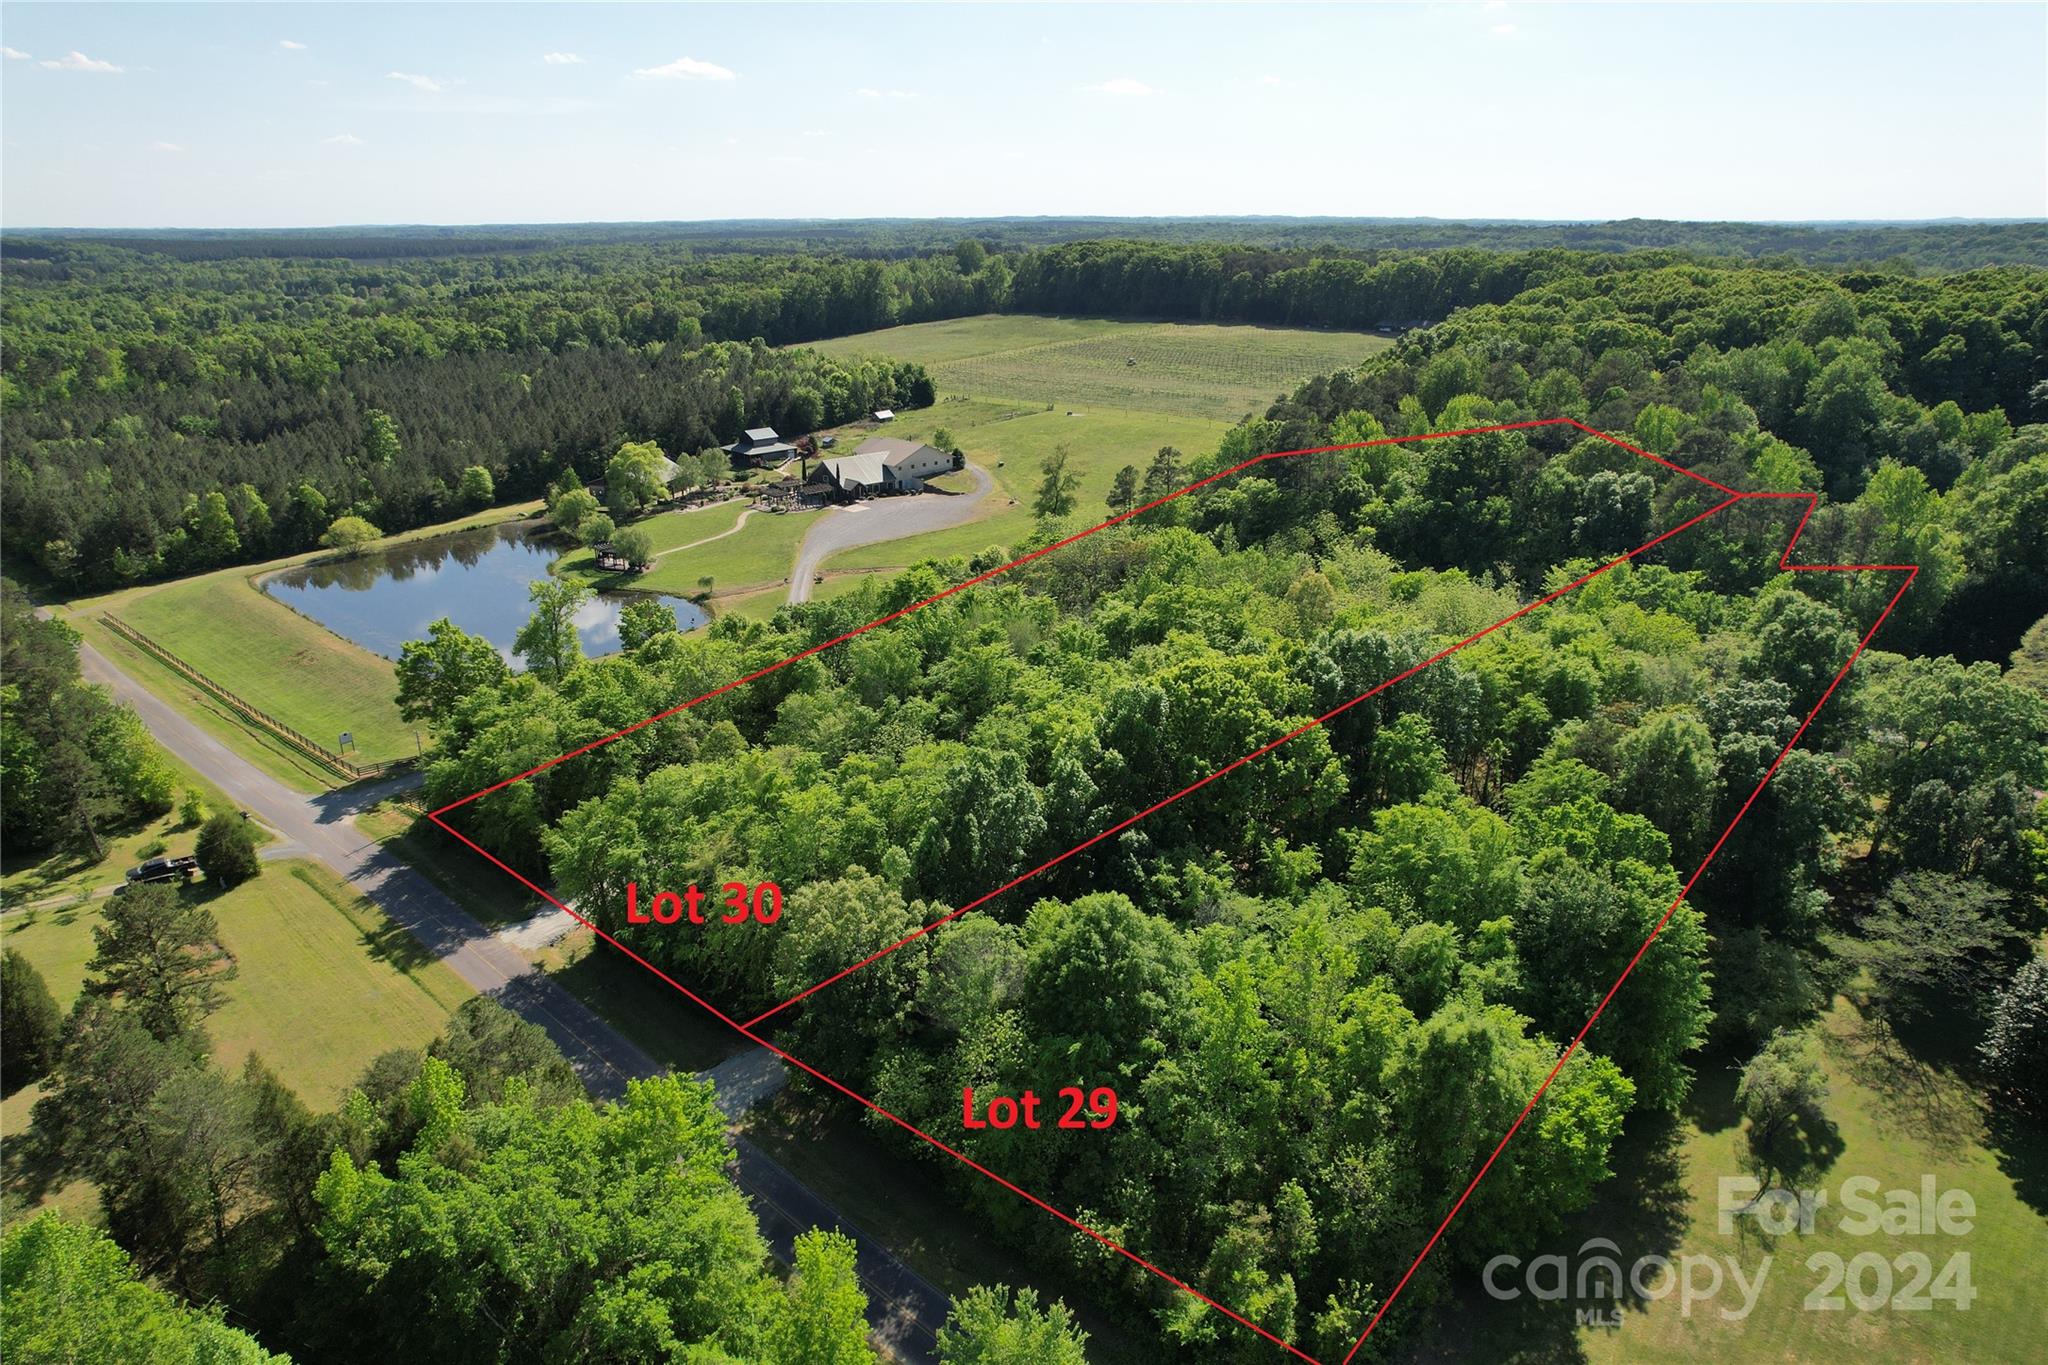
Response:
647,499,754,562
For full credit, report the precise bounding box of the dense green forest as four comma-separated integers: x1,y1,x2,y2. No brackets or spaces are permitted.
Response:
7,226,2045,591
389,256,2046,1358
5,227,2046,1362
12,216,2047,266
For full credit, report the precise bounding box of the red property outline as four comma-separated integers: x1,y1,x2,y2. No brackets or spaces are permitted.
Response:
429,419,1915,1363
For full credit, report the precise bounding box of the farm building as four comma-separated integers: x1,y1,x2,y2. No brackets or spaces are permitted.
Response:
811,437,953,500
724,426,800,466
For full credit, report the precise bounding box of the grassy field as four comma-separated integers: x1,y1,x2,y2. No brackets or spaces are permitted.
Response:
108,575,410,765
552,497,752,579
1,745,263,907
355,802,542,927
77,618,366,792
792,315,1392,579
2,859,471,1117
808,314,1139,367
1411,997,2048,1365
631,507,818,597
55,501,542,783
811,314,1390,423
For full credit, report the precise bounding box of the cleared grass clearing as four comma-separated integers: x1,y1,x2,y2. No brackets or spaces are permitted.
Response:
553,498,751,582
77,618,356,793
633,508,817,597
708,583,793,624
108,575,409,765
806,314,1135,366
1419,997,2048,1365
1,860,470,1109
812,314,1391,423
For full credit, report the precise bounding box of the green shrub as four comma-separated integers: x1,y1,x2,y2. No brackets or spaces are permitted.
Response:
195,812,261,888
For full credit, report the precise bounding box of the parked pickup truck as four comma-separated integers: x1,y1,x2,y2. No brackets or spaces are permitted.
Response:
120,855,200,890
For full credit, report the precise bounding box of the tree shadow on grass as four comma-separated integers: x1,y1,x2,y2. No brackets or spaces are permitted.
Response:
1742,1106,1846,1193
1985,1103,2048,1216
0,1107,75,1216
354,918,438,976
1682,1055,1745,1135
1397,1104,1699,1365
1831,1006,1985,1160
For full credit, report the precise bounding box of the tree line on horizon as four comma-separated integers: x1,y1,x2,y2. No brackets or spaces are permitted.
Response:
6,233,2042,595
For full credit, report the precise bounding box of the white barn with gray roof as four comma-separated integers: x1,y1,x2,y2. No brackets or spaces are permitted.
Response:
813,436,955,499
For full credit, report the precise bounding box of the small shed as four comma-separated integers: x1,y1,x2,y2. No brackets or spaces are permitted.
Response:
872,409,895,423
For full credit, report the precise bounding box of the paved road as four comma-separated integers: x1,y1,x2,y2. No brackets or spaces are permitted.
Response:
788,463,997,603
75,636,950,1361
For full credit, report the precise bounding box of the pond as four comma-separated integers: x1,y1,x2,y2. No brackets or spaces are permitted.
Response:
262,522,707,667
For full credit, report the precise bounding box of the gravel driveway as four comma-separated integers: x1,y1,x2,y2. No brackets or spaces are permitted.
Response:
787,463,997,603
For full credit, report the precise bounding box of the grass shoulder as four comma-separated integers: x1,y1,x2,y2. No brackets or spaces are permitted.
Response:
354,800,541,927
2,857,472,1177
2,746,268,907
55,501,543,775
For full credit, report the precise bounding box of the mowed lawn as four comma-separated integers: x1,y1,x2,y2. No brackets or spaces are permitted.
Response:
807,314,1137,367
81,571,410,766
1414,997,2048,1365
2,860,471,1112
632,507,818,597
810,313,1391,423
553,496,751,577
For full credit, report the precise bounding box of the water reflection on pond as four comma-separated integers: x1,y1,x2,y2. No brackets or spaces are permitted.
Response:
262,522,706,668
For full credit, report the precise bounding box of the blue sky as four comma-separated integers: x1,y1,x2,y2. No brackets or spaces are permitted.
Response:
2,3,2043,228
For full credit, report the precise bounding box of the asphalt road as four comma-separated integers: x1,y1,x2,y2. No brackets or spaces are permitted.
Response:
787,463,997,603
75,636,950,1361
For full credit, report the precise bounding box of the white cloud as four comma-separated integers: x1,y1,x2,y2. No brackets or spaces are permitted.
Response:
543,52,585,65
149,141,184,153
40,50,122,74
802,128,830,137
632,55,737,81
386,71,445,93
1491,23,1519,38
322,132,365,145
854,86,915,99
1088,77,1157,96
2,46,32,61
279,39,307,51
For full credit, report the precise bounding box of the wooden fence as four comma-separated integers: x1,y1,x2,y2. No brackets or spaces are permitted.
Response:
101,614,394,784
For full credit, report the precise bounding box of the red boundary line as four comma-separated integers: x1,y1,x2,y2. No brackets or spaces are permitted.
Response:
428,419,1910,1362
